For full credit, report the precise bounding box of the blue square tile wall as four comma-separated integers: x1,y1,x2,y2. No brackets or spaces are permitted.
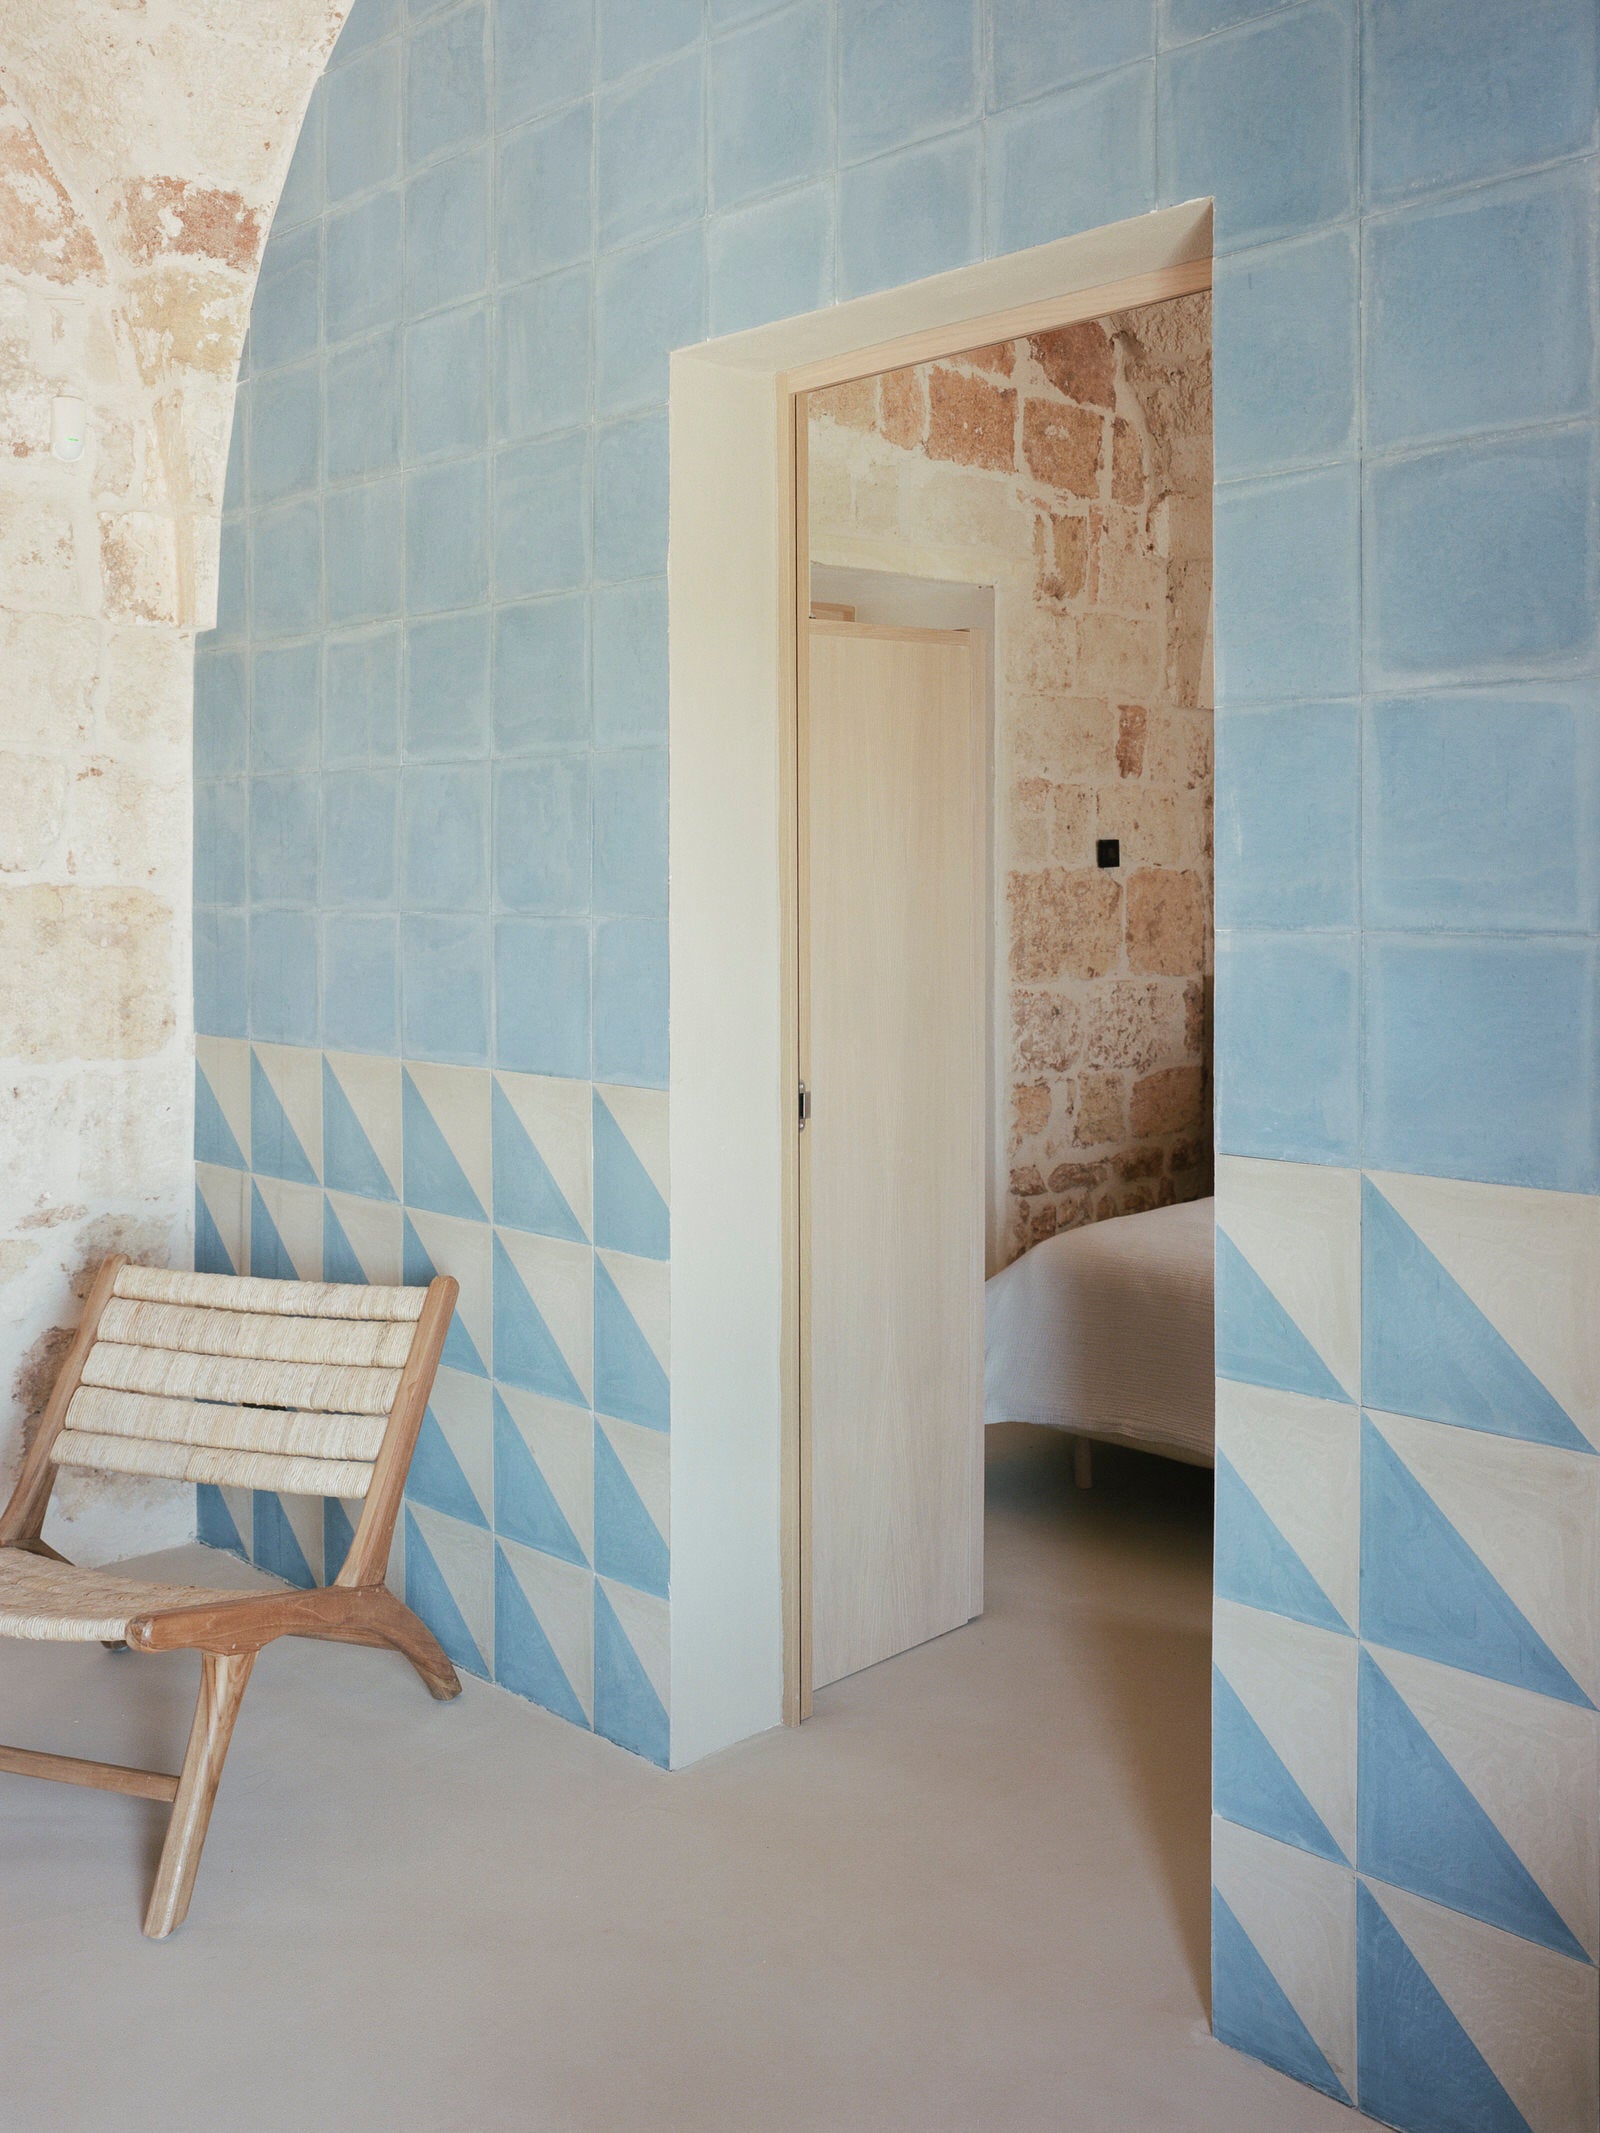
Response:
197,1,1600,2111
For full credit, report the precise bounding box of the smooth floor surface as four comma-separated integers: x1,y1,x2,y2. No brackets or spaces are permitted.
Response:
0,1431,1374,2132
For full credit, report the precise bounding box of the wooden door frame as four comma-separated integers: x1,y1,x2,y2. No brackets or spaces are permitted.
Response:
666,203,1213,1766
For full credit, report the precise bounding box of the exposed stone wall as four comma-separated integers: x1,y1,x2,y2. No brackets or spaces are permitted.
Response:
809,294,1212,1267
0,2,345,1558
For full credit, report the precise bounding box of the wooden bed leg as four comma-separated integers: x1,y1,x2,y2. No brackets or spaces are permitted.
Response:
1073,1437,1093,1490
144,1650,254,1940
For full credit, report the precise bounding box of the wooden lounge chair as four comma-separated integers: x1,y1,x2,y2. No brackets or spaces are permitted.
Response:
0,1254,461,1937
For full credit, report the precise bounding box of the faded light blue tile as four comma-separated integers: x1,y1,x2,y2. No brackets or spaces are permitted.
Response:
222,393,247,512
709,184,833,335
1363,0,1598,208
600,0,699,81
593,415,668,582
250,775,321,904
252,223,321,371
496,0,594,130
593,749,667,918
496,268,591,442
322,768,398,905
1161,0,1297,40
325,476,403,626
593,579,666,743
498,104,593,285
494,755,591,912
324,329,400,480
711,2,830,209
251,499,323,640
213,519,247,643
838,130,981,301
1158,0,1355,252
1213,463,1359,703
195,649,247,777
713,0,788,18
495,596,590,751
593,919,668,1087
596,228,706,417
250,907,320,1045
324,41,399,204
495,429,589,599
494,917,591,1075
407,6,488,165
325,188,403,344
274,76,324,231
249,362,320,503
195,780,247,907
405,149,490,315
597,52,705,249
252,642,321,773
1213,228,1357,480
1214,929,1358,1163
992,0,1155,108
402,913,491,1062
331,0,397,63
405,303,489,460
405,455,489,612
1364,428,1598,687
1364,935,1600,1191
195,907,248,1039
838,0,978,162
322,912,400,1054
1364,167,1595,454
1215,702,1359,929
406,609,491,758
403,763,491,909
988,64,1156,256
1364,690,1600,935
324,625,401,764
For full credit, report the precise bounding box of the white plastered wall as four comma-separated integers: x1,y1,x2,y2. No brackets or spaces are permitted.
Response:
666,201,1213,1767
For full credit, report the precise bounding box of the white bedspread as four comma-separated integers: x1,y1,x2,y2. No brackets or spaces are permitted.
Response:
984,1197,1215,1466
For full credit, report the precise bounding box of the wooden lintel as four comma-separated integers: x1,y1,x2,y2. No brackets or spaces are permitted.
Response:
0,1743,180,1803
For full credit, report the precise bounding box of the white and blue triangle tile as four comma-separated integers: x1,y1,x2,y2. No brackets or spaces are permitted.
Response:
594,1574,669,1768
323,1051,401,1204
196,1163,247,1276
1215,1378,1358,1638
495,1535,593,1730
195,1035,250,1171
593,1084,668,1261
593,1414,668,1601
405,1366,492,1533
1215,1156,1359,1406
324,1189,403,1286
492,1226,592,1411
403,1205,493,1379
403,1061,491,1224
493,1071,591,1244
250,1041,322,1185
594,1248,669,1435
250,1175,323,1282
493,1382,592,1569
404,1501,494,1682
1213,1598,1356,1869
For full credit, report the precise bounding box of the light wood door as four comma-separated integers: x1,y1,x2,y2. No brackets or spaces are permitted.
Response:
803,620,985,1691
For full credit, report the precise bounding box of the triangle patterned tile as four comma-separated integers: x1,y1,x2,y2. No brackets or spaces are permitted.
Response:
1216,1455,1350,1634
493,1388,590,1566
1214,1599,1356,1863
251,1177,322,1282
1217,1228,1350,1403
324,1190,403,1286
404,1504,491,1679
1216,1381,1360,1630
1368,1171,1600,1454
1362,1179,1590,1454
196,1036,250,1167
1213,1890,1352,2105
492,1229,591,1407
1215,1157,1359,1398
424,1367,492,1525
196,1164,246,1275
1358,1880,1597,2133
593,1087,668,1260
1211,1817,1357,2105
322,1056,399,1202
594,1251,668,1433
1363,1645,1598,1964
1214,1667,1345,1865
253,1490,315,1588
324,1498,358,1583
403,1209,491,1378
493,1072,590,1240
1357,1652,1586,1962
494,1540,592,1727
594,1577,668,1766
197,1482,247,1557
250,1043,321,1183
407,1409,489,1531
593,1420,668,1599
196,1060,247,1170
1362,1414,1595,1709
403,1064,490,1222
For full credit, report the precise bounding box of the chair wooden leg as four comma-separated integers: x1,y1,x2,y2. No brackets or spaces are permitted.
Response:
143,1650,254,1940
364,1588,462,1701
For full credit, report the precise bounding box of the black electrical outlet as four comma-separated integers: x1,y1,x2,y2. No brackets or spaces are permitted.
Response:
1096,838,1120,869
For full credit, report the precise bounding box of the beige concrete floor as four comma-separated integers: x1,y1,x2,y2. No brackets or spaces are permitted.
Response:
0,1428,1374,2132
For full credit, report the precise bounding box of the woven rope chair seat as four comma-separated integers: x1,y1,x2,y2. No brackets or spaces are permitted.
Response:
0,1547,247,1643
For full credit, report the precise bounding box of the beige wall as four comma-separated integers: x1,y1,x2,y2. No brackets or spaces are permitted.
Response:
809,293,1212,1267
0,1,344,1558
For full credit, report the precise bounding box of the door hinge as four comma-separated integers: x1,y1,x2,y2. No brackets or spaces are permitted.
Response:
798,1082,812,1130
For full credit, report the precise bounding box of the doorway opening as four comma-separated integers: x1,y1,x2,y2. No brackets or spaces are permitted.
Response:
798,290,1215,1719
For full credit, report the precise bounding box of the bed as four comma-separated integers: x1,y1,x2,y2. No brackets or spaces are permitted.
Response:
984,1196,1215,1468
